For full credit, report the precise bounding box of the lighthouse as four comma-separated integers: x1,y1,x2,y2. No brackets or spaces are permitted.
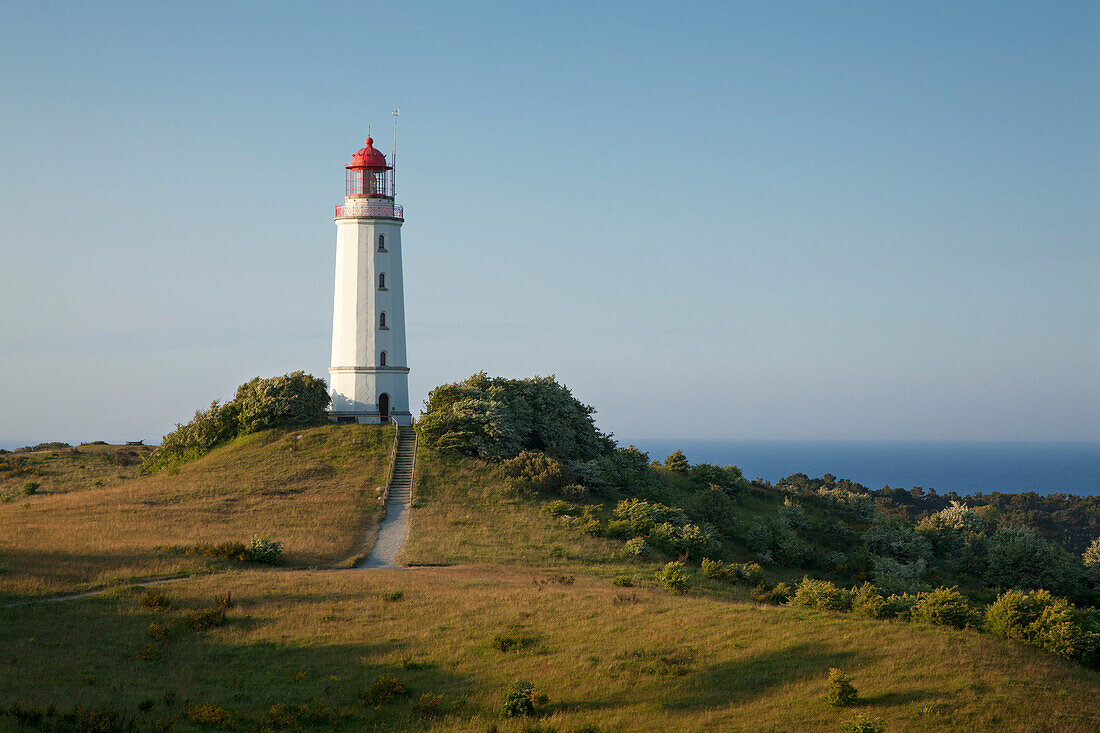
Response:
328,134,412,425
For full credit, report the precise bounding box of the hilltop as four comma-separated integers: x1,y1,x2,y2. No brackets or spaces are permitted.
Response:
1,373,1098,732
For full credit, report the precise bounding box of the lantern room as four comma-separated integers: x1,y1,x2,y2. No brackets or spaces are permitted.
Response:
346,137,393,198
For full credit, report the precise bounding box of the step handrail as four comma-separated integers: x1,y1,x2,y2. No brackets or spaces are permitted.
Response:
408,424,418,505
381,416,400,504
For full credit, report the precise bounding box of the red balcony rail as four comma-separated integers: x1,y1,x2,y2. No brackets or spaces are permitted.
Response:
335,201,404,219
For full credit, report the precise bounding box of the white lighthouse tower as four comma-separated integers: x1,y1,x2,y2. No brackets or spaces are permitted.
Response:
328,133,412,425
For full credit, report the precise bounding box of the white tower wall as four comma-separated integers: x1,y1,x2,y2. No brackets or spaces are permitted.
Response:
329,211,412,425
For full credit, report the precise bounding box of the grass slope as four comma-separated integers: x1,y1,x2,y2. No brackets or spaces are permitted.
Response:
0,433,1097,731
0,425,392,601
2,568,1098,731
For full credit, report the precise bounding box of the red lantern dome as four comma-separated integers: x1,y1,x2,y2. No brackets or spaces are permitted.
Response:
347,137,391,171
345,135,393,198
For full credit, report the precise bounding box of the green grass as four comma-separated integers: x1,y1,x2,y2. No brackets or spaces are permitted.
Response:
1,428,1098,731
1,568,1098,731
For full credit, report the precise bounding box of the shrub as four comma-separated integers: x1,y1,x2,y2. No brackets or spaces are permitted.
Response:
185,703,233,728
778,497,807,529
790,577,853,612
381,590,404,601
409,692,445,719
185,607,227,631
984,526,1081,597
655,561,693,594
612,575,633,587
363,675,406,704
418,372,606,462
501,680,547,718
870,556,929,595
493,630,543,653
701,558,726,579
911,586,974,629
1083,537,1100,572
140,589,172,612
985,589,1099,664
851,583,889,620
146,622,170,641
664,450,689,473
142,371,329,474
246,535,284,565
21,481,40,495
864,518,931,563
752,582,794,605
543,499,582,517
502,450,567,494
614,498,689,536
549,545,566,559
622,537,648,560
840,713,886,733
883,593,919,620
729,562,764,586
824,668,858,707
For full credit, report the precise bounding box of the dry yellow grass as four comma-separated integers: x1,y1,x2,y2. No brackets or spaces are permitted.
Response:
1,566,1097,731
0,425,392,601
0,443,152,497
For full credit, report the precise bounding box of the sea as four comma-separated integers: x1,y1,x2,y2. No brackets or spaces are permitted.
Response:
626,440,1100,497
4,438,1098,497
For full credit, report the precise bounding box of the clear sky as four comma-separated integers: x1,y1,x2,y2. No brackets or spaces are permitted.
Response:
1,1,1097,443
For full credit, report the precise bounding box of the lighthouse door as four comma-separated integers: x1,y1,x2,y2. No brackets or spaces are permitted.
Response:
378,393,390,422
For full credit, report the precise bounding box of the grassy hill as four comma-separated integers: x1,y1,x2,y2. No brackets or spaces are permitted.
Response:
0,425,392,601
1,427,1098,731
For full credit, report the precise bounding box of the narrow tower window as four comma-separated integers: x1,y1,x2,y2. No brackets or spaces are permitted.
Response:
380,350,388,367
379,273,386,289
378,234,386,251
379,311,387,329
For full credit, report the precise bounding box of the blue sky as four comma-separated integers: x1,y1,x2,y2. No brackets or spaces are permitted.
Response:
1,1,1097,443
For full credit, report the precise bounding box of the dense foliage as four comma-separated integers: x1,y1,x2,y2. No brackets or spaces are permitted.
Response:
416,373,1100,670
417,373,607,462
142,372,330,474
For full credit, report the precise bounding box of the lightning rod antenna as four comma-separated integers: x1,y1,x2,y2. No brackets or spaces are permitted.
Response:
392,106,400,196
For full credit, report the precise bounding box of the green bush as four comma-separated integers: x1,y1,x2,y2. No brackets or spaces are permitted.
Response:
493,630,543,653
985,589,1100,665
502,451,566,494
850,583,889,620
984,526,1082,598
1082,537,1100,572
362,675,406,704
246,535,284,565
701,558,726,579
824,668,858,707
655,561,693,594
21,481,39,495
501,680,547,718
840,713,886,733
664,450,689,472
622,537,648,558
883,592,919,620
185,607,227,632
752,582,794,605
730,562,765,586
418,372,606,462
612,575,633,587
139,589,172,612
143,371,329,474
911,586,974,628
790,577,853,612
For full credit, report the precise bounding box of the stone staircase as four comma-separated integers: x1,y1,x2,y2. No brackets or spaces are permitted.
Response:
357,422,417,568
386,424,416,505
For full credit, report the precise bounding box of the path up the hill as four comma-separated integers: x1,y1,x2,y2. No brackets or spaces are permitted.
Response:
358,423,416,568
